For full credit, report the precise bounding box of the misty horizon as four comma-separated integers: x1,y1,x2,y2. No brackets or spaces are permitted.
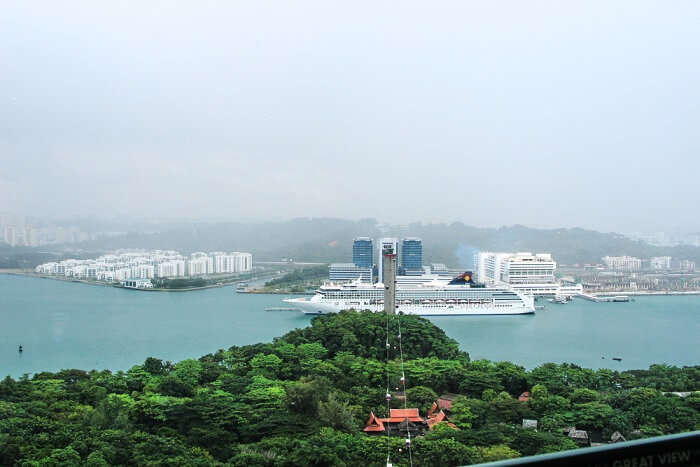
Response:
3,211,700,238
2,1,699,232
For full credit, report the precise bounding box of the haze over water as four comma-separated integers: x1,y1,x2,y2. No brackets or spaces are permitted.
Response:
1,274,698,378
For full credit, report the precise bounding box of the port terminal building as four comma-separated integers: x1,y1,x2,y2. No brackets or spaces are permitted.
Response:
474,251,582,297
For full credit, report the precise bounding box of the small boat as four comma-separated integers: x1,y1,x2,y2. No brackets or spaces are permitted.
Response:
612,357,622,362
548,295,568,304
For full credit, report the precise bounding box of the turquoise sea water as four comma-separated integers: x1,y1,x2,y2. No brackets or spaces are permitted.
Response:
1,274,698,377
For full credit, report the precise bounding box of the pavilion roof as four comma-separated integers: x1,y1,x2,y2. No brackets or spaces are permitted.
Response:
363,412,386,432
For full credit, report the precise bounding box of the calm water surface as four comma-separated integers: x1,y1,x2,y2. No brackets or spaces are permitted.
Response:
1,274,698,377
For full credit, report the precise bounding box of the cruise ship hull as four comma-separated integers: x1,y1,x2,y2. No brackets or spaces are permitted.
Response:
284,297,534,316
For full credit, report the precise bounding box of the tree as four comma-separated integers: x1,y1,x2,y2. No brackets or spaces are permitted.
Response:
173,359,202,387
530,394,570,416
158,374,195,397
318,393,356,432
458,371,504,397
531,384,548,400
85,451,109,467
482,389,497,402
41,446,81,466
89,393,135,429
509,429,577,456
406,386,439,414
572,401,615,431
450,396,477,429
570,388,599,404
249,354,283,379
285,377,331,416
143,357,166,375
479,444,521,462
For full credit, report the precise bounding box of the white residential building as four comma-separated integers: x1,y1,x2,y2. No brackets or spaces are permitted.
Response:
603,256,642,271
650,256,672,270
131,264,155,279
156,260,186,278
210,252,252,274
3,225,17,246
188,252,214,276
232,252,253,273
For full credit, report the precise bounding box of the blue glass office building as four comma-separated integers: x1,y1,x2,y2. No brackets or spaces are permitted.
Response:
352,237,374,268
401,237,423,275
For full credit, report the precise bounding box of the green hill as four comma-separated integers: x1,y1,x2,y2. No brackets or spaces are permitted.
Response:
1,311,697,465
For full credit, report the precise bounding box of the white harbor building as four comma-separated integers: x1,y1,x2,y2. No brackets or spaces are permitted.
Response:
474,252,582,297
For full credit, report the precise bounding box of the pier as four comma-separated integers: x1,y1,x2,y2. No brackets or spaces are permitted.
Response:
579,294,630,303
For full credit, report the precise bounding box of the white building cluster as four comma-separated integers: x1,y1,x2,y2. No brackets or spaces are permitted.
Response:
601,255,696,272
35,250,252,283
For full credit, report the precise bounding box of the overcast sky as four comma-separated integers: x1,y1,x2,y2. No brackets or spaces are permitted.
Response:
1,1,698,232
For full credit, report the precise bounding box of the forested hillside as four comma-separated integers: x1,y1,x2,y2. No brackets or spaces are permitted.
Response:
1,312,697,465
33,218,700,268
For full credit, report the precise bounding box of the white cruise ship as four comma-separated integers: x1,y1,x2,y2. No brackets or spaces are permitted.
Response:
284,272,535,316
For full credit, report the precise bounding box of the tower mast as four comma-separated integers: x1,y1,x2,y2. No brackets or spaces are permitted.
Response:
383,243,397,315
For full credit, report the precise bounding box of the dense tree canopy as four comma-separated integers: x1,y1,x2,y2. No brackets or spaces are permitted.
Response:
0,311,698,466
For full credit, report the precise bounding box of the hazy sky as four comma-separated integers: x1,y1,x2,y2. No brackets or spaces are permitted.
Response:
1,1,699,232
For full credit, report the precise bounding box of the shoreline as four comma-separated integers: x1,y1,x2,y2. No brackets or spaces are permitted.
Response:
594,291,700,297
0,270,246,292
239,289,311,295
4,271,700,296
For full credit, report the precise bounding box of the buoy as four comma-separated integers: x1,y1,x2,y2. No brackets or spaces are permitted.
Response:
18,345,23,353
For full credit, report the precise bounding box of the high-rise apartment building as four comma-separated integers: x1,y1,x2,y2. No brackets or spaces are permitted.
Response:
188,252,214,276
352,237,373,268
156,260,186,278
401,237,423,275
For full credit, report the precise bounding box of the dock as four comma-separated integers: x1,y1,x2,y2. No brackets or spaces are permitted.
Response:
579,294,630,303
